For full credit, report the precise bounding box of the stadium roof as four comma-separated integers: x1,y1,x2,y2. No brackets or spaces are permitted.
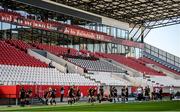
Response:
51,0,180,29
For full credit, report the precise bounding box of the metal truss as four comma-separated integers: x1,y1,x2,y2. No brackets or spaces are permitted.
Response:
51,0,180,29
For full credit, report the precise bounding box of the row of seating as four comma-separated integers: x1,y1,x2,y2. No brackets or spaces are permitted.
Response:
143,52,180,74
149,76,180,87
68,58,125,73
95,52,165,76
0,65,97,86
2,39,178,77
30,42,169,76
0,41,47,67
139,57,180,75
85,72,131,86
33,43,78,56
5,39,32,51
134,76,180,87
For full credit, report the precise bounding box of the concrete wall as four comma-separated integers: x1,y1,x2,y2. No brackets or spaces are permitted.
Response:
47,52,84,74
27,49,66,72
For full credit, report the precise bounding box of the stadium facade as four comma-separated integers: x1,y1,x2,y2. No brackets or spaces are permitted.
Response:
0,0,180,105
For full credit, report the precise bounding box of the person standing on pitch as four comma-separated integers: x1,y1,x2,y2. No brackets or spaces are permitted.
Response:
137,86,143,101
159,87,163,100
50,88,56,105
125,86,129,102
68,86,75,104
19,86,26,107
76,87,81,102
99,86,104,103
169,86,175,100
113,87,118,103
60,86,64,102
121,86,126,102
145,86,150,101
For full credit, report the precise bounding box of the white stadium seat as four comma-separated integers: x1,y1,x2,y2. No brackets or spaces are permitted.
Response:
0,64,97,86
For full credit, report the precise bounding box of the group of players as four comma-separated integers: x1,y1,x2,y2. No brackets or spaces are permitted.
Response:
20,85,127,106
67,86,81,104
44,87,57,105
19,86,32,106
88,86,104,103
20,85,175,106
67,86,105,104
136,86,165,101
109,86,129,103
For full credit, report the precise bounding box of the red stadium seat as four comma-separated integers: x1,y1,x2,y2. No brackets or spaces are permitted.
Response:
0,41,48,67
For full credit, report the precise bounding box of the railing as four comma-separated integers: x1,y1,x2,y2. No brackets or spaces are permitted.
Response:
144,43,180,68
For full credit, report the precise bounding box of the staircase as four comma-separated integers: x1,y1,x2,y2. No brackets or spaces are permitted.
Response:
84,73,104,85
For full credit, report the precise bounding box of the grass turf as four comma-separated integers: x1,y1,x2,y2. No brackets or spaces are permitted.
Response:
0,100,180,111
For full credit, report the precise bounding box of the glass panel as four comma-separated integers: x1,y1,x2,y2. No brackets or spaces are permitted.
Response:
121,45,126,54
101,43,105,53
87,39,94,52
121,30,125,38
107,43,112,53
94,41,100,52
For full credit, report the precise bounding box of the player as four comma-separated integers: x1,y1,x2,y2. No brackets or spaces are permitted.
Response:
125,86,129,102
88,87,93,103
109,86,114,102
26,88,32,105
50,88,56,105
19,86,26,106
68,86,74,104
169,86,175,100
144,86,150,101
99,86,104,103
76,87,81,102
137,86,143,101
113,86,118,103
121,86,126,102
44,89,49,105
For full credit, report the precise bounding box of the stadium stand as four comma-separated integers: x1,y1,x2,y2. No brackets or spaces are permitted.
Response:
33,43,78,56
143,52,180,73
148,76,180,87
133,76,180,87
67,58,125,73
0,64,97,86
139,57,180,75
95,52,165,76
5,39,33,51
85,72,131,86
1,0,180,106
0,41,47,67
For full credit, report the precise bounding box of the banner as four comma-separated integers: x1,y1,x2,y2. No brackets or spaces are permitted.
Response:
0,12,58,31
0,12,144,48
62,27,112,42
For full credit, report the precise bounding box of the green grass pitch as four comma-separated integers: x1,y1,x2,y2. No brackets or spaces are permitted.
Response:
0,100,180,111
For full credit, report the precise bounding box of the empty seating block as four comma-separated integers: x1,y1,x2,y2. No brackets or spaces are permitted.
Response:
134,76,180,87
95,52,165,76
0,65,97,86
6,39,32,51
148,76,180,87
33,43,78,56
143,52,180,74
0,41,47,67
67,58,125,73
86,72,131,86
